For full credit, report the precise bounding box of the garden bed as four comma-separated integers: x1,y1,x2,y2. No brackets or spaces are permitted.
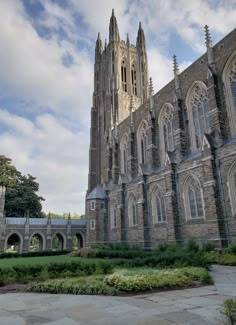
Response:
30,266,213,296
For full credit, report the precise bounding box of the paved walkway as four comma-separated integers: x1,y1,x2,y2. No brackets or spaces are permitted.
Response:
0,265,235,324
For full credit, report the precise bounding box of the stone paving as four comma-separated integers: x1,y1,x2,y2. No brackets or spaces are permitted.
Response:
0,265,235,324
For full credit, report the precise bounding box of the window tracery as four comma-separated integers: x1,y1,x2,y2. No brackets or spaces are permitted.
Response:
128,195,137,227
183,176,204,219
131,63,137,96
152,187,166,224
228,161,236,216
120,134,128,173
121,60,127,92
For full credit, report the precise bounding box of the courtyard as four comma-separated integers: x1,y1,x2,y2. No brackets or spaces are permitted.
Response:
0,265,235,325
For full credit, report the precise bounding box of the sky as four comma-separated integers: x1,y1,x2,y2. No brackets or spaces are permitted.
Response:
0,0,235,215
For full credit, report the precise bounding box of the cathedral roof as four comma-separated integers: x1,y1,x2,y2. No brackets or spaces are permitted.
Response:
87,185,106,200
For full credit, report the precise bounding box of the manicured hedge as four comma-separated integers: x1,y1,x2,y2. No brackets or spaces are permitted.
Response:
0,250,70,259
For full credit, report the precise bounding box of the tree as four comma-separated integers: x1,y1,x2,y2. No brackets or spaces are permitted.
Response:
5,172,45,218
0,155,17,188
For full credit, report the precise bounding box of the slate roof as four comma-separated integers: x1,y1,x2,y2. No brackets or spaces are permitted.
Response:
87,185,106,200
5,217,86,226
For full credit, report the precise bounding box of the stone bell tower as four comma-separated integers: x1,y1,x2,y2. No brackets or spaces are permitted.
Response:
87,9,149,194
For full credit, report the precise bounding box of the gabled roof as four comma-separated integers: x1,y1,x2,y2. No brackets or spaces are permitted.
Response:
87,185,106,200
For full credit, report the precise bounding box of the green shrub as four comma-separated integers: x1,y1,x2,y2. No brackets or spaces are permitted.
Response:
31,276,119,295
201,241,216,252
30,266,211,295
225,243,236,255
76,248,97,258
104,267,209,292
0,250,69,259
220,299,236,325
205,252,236,266
186,239,199,252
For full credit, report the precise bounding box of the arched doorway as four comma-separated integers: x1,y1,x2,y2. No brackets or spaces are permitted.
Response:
5,233,22,253
52,233,64,250
30,233,44,251
72,233,83,250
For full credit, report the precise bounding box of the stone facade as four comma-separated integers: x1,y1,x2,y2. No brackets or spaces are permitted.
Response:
86,11,236,248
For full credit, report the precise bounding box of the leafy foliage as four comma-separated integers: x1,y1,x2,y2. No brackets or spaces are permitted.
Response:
220,299,236,325
30,266,212,295
0,155,17,188
5,172,45,218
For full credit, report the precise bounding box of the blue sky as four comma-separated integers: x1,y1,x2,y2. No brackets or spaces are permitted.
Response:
0,0,235,214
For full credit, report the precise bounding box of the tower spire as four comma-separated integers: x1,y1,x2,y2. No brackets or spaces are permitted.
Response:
204,25,215,68
136,21,146,49
95,32,103,60
173,55,179,76
204,25,212,48
149,77,154,97
109,9,120,43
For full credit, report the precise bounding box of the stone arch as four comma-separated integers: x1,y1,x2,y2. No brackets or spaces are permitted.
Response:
121,57,128,92
227,160,236,216
151,185,167,224
128,193,137,227
52,232,66,250
131,61,137,96
158,103,175,165
29,231,46,251
72,232,84,250
120,133,129,174
186,81,210,150
110,198,118,229
137,119,148,165
182,174,205,220
222,51,236,135
4,231,23,253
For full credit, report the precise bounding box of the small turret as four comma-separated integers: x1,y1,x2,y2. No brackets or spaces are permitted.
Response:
109,9,120,43
95,32,103,61
173,54,180,93
136,22,146,49
173,55,179,76
204,25,212,48
126,33,130,46
204,25,215,72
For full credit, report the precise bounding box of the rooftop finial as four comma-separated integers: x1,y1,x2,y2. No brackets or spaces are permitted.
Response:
204,25,212,47
97,32,100,40
112,8,115,16
173,55,179,75
149,77,154,96
127,33,130,44
139,21,142,29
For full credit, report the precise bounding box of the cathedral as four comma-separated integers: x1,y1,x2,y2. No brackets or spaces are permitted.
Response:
85,10,236,248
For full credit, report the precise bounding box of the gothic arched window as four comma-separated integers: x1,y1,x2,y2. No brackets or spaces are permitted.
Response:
183,176,204,219
186,82,210,150
137,121,148,165
223,53,236,135
120,134,128,173
159,104,174,165
128,195,137,226
110,200,117,229
151,187,166,224
228,161,236,216
131,63,137,96
121,60,127,92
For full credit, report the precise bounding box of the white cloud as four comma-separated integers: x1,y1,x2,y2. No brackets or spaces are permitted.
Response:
0,0,235,214
0,109,89,214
